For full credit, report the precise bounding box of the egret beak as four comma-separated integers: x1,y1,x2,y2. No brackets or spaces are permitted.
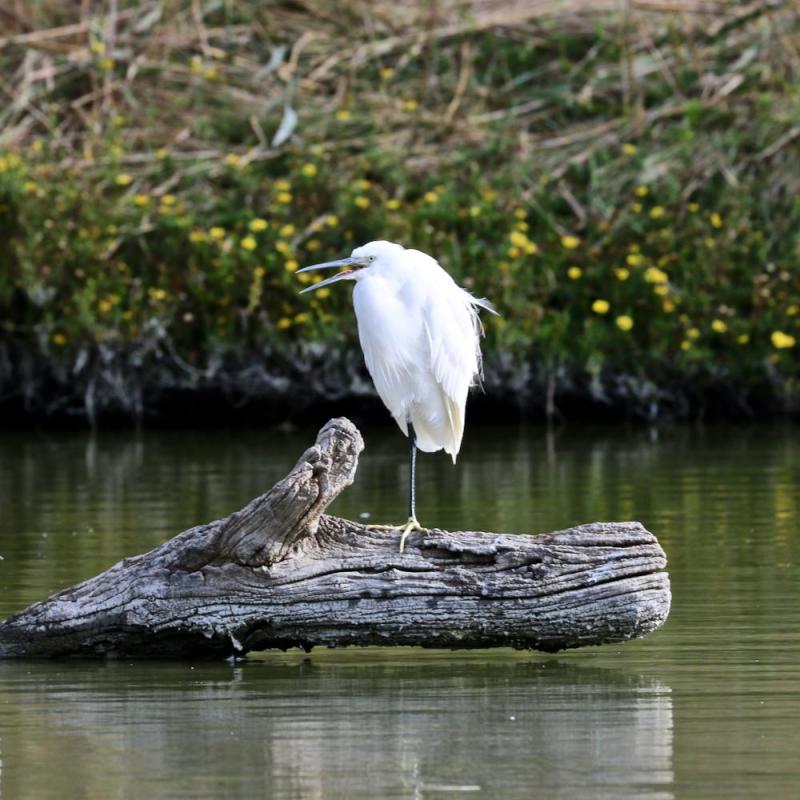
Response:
297,257,365,294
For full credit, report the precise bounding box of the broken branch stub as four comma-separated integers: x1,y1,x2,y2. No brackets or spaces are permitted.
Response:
0,417,670,658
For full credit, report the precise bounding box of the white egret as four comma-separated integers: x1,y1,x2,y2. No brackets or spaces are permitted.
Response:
298,240,495,551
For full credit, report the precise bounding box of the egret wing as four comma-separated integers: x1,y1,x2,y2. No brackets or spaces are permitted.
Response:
420,280,483,460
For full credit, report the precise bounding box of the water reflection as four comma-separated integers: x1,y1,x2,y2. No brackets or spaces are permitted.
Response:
0,654,673,800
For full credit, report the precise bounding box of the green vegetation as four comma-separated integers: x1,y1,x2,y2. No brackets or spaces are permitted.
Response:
1,1,798,419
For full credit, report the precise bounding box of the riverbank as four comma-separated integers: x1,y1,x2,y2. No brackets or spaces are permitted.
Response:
1,341,795,427
1,1,798,424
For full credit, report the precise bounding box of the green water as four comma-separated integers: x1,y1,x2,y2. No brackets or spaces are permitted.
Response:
0,422,798,799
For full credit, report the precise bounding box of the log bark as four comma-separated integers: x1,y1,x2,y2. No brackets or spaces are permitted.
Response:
0,418,670,659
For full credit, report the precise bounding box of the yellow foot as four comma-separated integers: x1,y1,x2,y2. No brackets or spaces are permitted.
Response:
398,516,424,553
366,518,425,552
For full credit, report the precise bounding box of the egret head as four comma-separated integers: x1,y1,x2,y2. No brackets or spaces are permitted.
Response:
297,240,405,294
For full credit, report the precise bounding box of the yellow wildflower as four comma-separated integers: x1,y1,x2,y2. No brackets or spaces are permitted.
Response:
189,230,206,243
622,143,637,155
567,266,582,280
662,299,676,313
161,194,176,206
649,206,665,219
99,57,114,71
253,266,266,278
240,236,257,251
97,298,114,315
510,230,528,248
635,185,649,197
711,319,727,333
403,99,418,112
279,224,295,238
155,148,168,160
786,305,798,316
133,194,149,207
225,153,241,168
380,67,395,80
514,221,529,232
771,331,796,349
326,214,339,227
355,196,370,209
507,247,520,259
204,66,218,80
688,202,699,213
336,109,351,121
316,288,331,299
149,288,168,302
90,41,106,55
616,315,634,332
209,226,226,240
276,241,291,255
301,163,318,178
306,239,321,251
115,173,133,186
276,317,292,330
386,199,401,211
24,181,38,194
294,312,310,324
680,340,691,351
631,202,643,213
737,334,750,344
468,205,480,217
249,218,269,232
626,253,644,267
525,242,538,255
51,333,67,346
687,327,700,340
654,285,669,296
277,191,292,204
561,235,580,250
514,208,527,219
285,259,299,273
710,212,723,228
615,268,630,281
592,299,610,314
275,179,291,192
644,267,668,284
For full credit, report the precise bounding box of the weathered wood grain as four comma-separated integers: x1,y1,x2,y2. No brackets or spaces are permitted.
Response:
0,418,670,658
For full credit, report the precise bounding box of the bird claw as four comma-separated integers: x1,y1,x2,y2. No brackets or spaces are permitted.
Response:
398,516,424,553
366,517,425,552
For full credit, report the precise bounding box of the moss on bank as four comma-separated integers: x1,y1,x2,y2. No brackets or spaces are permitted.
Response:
1,1,798,421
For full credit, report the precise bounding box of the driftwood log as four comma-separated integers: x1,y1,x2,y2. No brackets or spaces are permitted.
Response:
0,418,670,658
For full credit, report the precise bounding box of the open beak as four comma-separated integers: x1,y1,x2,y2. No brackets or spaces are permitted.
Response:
297,257,365,294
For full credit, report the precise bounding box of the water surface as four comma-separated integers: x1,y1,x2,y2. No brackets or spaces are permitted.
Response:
0,422,798,798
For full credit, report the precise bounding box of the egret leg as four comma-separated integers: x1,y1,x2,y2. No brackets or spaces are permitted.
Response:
398,424,423,552
366,425,424,551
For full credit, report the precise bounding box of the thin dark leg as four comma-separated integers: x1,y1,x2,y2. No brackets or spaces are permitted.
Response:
408,423,417,521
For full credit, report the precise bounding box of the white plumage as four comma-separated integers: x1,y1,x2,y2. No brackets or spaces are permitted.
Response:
298,239,493,544
349,241,490,461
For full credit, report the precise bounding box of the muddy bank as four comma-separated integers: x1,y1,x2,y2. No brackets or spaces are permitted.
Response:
1,341,795,428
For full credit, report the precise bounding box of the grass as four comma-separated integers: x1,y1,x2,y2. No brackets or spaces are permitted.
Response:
1,0,799,420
